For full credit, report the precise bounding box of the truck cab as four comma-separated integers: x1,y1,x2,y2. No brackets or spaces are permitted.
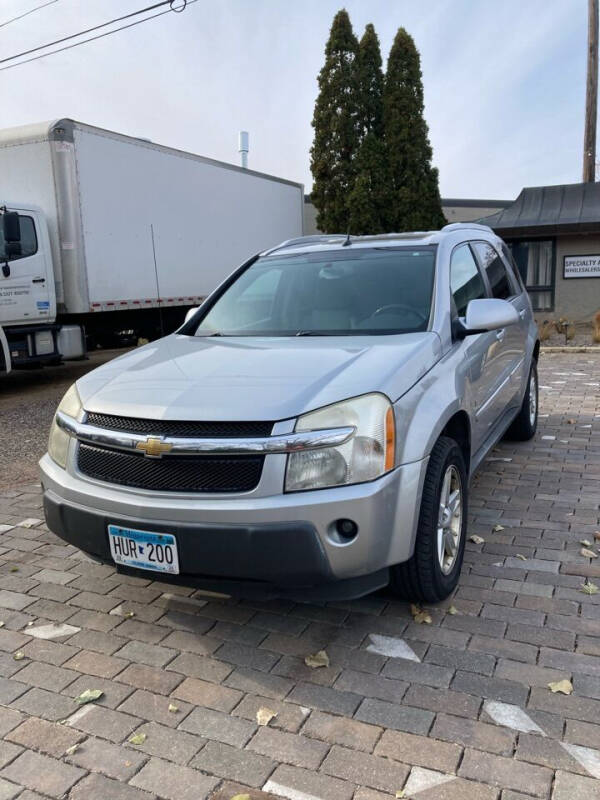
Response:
0,204,58,370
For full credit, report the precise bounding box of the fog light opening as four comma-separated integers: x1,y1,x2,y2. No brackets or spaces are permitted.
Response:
331,518,358,544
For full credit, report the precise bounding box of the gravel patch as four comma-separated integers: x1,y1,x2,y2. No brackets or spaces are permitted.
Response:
0,350,128,489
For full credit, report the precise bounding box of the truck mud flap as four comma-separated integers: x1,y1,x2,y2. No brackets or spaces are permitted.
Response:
0,327,10,373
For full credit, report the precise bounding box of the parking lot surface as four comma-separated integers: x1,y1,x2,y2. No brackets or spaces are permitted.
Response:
0,350,127,490
0,351,598,799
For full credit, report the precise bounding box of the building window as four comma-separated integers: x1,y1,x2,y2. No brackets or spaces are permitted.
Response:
506,239,554,311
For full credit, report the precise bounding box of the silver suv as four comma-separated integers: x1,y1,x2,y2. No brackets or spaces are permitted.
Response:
40,223,539,603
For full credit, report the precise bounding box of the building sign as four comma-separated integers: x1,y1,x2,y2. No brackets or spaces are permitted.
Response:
563,254,600,279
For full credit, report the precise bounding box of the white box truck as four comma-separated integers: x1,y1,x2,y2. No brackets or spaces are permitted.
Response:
0,119,304,373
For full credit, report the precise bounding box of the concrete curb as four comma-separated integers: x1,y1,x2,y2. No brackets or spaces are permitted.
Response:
541,346,600,353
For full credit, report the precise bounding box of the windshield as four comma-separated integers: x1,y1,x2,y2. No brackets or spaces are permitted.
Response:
193,246,436,337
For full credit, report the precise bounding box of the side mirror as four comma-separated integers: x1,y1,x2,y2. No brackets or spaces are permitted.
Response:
184,306,199,324
2,212,21,244
458,298,519,337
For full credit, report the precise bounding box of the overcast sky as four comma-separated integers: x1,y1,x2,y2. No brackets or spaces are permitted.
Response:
0,0,588,199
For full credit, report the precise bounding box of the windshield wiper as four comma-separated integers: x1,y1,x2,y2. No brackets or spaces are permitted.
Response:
294,330,342,336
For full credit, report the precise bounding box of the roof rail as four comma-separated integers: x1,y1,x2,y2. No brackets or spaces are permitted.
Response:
442,222,494,233
265,234,347,254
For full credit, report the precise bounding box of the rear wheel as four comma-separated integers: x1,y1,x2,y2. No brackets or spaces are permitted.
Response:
505,361,538,441
390,436,467,603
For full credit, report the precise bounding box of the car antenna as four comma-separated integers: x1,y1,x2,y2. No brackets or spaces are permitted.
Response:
342,230,352,247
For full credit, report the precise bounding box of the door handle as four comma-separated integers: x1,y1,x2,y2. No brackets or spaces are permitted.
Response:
495,329,505,342
32,277,45,284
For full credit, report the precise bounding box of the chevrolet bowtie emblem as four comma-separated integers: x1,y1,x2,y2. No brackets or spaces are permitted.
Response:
136,437,173,458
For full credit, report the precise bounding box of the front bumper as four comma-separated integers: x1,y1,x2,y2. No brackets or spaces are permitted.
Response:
40,452,428,600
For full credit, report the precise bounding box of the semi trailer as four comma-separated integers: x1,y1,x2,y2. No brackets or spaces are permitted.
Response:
0,119,304,373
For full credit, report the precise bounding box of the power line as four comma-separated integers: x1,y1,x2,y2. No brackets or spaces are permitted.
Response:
0,0,195,73
0,0,185,66
0,0,59,31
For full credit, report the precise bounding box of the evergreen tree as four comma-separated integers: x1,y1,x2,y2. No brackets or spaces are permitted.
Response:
348,133,390,234
356,23,384,140
310,9,360,233
383,28,446,231
348,23,390,234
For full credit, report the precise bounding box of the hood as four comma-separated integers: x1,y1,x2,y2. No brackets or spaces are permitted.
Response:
77,332,441,422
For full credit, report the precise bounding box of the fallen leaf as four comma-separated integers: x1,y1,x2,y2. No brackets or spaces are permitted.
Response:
594,531,600,542
256,707,278,726
447,605,459,615
20,518,41,528
581,548,598,559
65,744,79,756
581,580,599,595
13,651,24,661
168,703,179,713
230,795,251,800
492,524,504,532
9,567,18,573
304,650,329,669
415,611,432,625
128,732,146,745
548,679,573,695
410,604,432,624
516,554,527,560
580,539,593,547
395,792,405,799
469,535,485,545
75,689,104,705
0,622,5,628
123,611,135,618
567,418,576,424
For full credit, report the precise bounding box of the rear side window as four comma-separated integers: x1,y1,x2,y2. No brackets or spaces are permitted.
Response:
450,244,486,316
472,242,516,300
500,241,526,292
0,215,38,261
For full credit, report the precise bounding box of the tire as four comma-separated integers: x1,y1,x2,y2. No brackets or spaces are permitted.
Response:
390,436,468,603
505,361,538,441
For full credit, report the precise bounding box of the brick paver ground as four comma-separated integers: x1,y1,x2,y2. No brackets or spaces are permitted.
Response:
0,351,598,799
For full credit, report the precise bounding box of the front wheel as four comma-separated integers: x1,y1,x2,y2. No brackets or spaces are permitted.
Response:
390,436,468,603
505,361,538,441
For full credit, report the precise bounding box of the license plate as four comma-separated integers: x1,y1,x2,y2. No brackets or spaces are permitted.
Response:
107,525,179,575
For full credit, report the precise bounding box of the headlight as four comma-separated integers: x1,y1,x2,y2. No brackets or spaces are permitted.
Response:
48,383,83,468
285,393,395,492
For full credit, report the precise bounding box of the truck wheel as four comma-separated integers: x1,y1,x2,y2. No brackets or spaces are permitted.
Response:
390,436,467,603
505,362,538,441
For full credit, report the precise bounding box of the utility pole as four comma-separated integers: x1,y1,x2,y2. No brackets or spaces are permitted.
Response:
583,0,599,182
